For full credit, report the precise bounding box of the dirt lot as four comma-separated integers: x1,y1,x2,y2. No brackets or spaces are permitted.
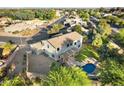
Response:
0,28,40,38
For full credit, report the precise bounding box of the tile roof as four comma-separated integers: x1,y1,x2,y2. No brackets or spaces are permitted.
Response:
47,32,82,48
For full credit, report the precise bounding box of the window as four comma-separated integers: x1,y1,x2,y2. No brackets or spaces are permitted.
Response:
67,44,69,47
57,48,60,51
47,45,49,48
52,54,55,58
74,42,77,45
78,45,80,48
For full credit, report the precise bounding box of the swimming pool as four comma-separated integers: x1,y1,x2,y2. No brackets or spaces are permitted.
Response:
82,63,96,74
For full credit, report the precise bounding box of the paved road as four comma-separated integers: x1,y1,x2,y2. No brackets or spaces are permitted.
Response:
0,15,67,44
0,36,27,44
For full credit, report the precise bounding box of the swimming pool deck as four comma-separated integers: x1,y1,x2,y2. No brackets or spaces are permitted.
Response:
66,57,99,68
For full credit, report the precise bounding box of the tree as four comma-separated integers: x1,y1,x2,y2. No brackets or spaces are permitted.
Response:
73,25,82,34
77,10,90,22
114,28,124,47
42,65,91,86
93,11,101,18
13,10,35,20
98,19,112,39
0,67,7,78
82,35,88,43
48,24,63,34
105,15,124,27
46,9,56,20
98,44,124,64
75,46,99,62
98,59,124,86
35,9,56,20
1,75,25,86
0,9,56,21
3,42,13,50
92,34,103,48
0,73,33,86
87,29,96,42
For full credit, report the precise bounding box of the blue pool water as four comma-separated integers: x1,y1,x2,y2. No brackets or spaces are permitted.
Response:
82,63,96,74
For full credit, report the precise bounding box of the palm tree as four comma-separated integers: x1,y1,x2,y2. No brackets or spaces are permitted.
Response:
42,65,91,86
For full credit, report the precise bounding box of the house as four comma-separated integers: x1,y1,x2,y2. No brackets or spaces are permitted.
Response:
56,10,62,17
64,15,83,27
30,42,43,55
112,27,119,34
81,27,89,35
42,32,83,61
102,13,112,17
90,16,99,23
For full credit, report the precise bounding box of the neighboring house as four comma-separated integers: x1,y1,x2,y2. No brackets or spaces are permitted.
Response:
64,15,83,27
81,27,89,35
112,27,119,34
102,13,112,17
88,21,97,29
56,10,62,17
63,15,85,33
90,16,99,23
42,32,83,61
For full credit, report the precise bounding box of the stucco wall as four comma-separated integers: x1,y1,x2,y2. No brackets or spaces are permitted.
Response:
42,36,83,61
42,40,58,60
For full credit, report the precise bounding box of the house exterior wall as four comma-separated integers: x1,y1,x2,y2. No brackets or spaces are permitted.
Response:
42,36,83,61
56,38,82,55
42,40,58,60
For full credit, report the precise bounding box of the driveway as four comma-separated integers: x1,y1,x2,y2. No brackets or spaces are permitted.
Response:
28,54,54,74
